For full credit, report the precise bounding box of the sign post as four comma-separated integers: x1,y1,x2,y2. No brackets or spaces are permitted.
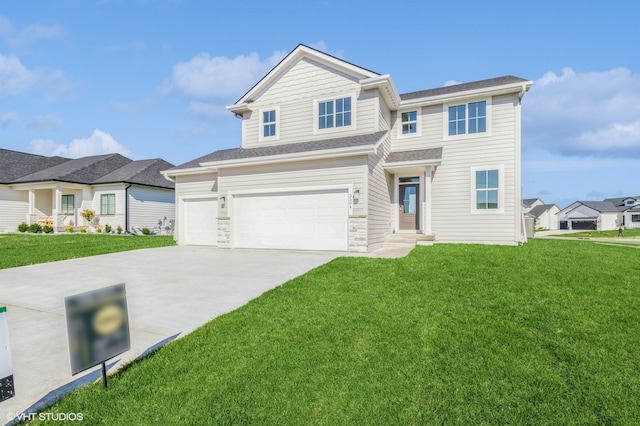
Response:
0,306,15,402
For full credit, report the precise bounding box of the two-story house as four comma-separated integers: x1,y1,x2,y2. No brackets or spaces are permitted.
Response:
163,44,532,252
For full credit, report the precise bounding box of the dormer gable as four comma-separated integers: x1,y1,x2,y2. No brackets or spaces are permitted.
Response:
623,197,638,207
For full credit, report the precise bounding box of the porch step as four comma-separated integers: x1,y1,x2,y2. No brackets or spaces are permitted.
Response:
383,233,435,248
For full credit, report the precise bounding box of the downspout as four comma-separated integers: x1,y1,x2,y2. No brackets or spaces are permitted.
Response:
125,184,132,233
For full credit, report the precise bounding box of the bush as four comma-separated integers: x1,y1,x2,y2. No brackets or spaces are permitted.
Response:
141,227,151,235
79,226,87,233
95,225,103,234
29,223,42,233
64,225,74,233
105,224,112,234
116,225,123,235
80,209,95,224
42,225,54,234
18,222,29,233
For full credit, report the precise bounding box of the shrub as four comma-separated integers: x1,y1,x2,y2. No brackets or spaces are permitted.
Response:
80,209,95,224
42,225,54,234
95,225,103,234
64,225,74,233
29,223,42,233
141,227,151,235
79,226,87,233
18,222,29,233
104,224,112,234
116,225,123,235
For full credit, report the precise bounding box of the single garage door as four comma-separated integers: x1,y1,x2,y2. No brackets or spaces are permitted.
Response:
233,189,348,251
183,198,218,246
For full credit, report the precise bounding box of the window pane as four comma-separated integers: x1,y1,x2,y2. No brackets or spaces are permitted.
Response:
343,112,351,126
487,190,498,209
336,98,343,113
336,114,343,127
488,170,499,188
457,121,465,135
401,112,409,122
469,118,477,134
478,117,486,133
319,102,326,115
263,111,269,122
326,115,333,128
476,191,487,209
343,97,351,111
476,170,487,189
477,101,486,116
449,121,457,136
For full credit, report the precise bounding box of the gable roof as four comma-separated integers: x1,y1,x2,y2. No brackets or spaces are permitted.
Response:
602,196,640,211
1,149,174,189
528,204,559,218
578,201,619,213
231,44,380,109
0,149,69,183
522,198,543,208
385,148,443,164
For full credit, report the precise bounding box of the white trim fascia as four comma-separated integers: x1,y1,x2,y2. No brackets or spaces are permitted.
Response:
233,45,379,107
399,81,533,108
200,144,377,170
9,181,87,191
360,74,401,109
162,167,216,178
384,159,441,169
226,103,251,115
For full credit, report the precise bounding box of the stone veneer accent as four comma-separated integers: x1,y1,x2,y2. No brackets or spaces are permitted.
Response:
217,217,230,247
349,215,368,253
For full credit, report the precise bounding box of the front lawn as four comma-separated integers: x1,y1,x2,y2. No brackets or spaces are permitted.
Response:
558,229,640,238
0,234,175,270
33,239,640,424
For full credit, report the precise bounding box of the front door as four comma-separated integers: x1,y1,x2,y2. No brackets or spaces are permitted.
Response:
399,183,419,230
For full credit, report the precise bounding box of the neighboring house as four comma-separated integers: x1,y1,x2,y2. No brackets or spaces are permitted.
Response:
557,196,639,230
0,149,175,233
522,198,544,213
163,44,532,252
528,204,560,230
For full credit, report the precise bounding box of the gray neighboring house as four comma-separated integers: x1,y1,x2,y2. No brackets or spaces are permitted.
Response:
557,199,632,230
0,148,175,233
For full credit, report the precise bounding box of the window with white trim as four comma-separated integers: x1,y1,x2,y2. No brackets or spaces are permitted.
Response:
632,214,640,222
318,96,351,130
398,109,421,138
259,107,279,141
101,194,115,215
475,169,499,209
471,166,504,213
445,99,489,138
61,194,74,215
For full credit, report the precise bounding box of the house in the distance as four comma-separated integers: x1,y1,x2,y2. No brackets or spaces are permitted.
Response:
164,44,532,252
522,198,559,230
0,149,175,233
557,196,639,230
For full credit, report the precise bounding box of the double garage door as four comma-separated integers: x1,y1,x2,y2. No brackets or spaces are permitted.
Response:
233,189,349,251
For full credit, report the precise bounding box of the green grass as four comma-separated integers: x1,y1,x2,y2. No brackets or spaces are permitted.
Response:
32,239,640,424
0,234,175,269
558,229,640,238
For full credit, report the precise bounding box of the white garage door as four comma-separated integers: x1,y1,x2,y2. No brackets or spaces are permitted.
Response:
183,198,218,246
233,189,348,251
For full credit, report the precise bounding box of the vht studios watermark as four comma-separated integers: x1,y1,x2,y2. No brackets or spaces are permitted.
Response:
6,411,84,422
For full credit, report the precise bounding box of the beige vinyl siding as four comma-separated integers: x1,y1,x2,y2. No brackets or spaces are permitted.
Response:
389,105,442,152
91,185,127,231
0,186,27,232
367,135,392,249
431,94,521,244
243,58,378,148
128,186,175,231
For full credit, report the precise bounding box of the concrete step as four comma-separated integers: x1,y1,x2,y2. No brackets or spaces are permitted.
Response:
382,233,435,247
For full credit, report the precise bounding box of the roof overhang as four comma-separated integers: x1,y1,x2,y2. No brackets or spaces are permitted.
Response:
200,143,380,171
8,180,88,191
360,74,401,109
400,80,534,108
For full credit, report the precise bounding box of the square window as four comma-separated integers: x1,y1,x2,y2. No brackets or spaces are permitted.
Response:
447,101,488,137
318,97,351,130
401,111,418,135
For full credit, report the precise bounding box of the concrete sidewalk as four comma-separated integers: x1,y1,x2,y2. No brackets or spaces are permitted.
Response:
0,246,340,424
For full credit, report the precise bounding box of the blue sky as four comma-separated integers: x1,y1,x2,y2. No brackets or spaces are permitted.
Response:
1,1,638,208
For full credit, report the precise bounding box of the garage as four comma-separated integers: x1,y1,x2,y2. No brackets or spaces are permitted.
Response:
182,197,218,246
233,189,349,251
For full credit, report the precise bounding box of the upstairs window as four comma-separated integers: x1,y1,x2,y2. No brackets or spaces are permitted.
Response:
263,110,276,138
318,96,351,130
401,111,418,134
61,194,74,215
446,100,489,137
259,107,279,141
101,194,115,215
474,169,501,211
625,199,637,206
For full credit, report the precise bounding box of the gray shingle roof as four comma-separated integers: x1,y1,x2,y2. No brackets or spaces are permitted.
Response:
167,131,387,171
400,76,530,101
0,149,69,183
1,150,174,189
602,196,640,211
385,148,443,164
528,204,558,218
579,201,619,213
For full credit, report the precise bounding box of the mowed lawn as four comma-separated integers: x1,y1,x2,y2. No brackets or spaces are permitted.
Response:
32,239,640,425
0,234,175,269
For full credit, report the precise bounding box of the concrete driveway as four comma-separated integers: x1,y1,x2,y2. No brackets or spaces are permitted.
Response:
0,246,340,423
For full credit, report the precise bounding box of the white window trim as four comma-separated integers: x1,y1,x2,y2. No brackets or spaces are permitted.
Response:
443,97,492,141
397,108,422,139
258,106,280,142
470,165,504,214
313,93,356,135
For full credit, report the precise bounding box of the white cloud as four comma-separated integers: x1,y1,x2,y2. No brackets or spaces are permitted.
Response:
26,114,62,131
29,130,132,158
161,50,287,102
523,67,640,158
9,23,64,46
0,111,18,128
0,54,37,97
0,16,13,34
443,79,462,87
